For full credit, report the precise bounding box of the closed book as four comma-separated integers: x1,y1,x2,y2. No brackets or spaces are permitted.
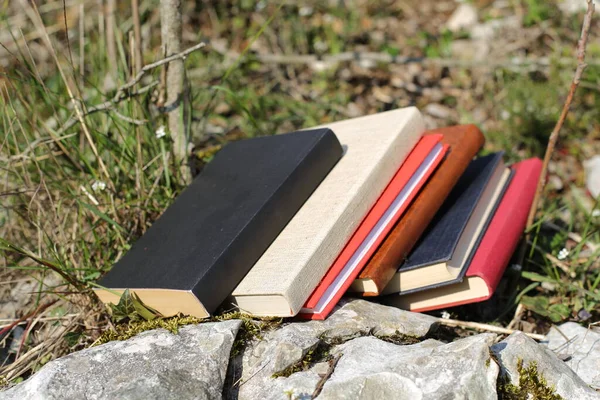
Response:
383,158,542,312
299,135,448,320
381,152,511,295
230,108,424,317
93,128,343,318
352,125,485,296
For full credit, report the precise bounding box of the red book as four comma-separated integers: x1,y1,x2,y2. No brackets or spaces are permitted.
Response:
299,135,448,319
384,158,542,312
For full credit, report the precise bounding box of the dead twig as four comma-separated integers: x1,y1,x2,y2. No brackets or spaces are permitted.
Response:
311,353,342,399
52,42,204,137
525,0,595,230
0,300,58,338
439,318,545,340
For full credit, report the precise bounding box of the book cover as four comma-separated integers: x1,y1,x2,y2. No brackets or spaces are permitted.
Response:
230,108,425,317
93,128,343,318
352,125,485,296
381,152,511,294
382,158,542,312
299,134,448,320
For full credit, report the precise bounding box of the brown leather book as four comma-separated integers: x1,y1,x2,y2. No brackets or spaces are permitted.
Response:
350,125,485,296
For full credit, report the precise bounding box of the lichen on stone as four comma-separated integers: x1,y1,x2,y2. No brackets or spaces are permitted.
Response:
497,359,563,400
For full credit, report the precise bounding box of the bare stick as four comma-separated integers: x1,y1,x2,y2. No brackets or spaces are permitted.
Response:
161,0,191,184
525,0,595,230
106,0,117,79
131,0,143,74
439,318,545,340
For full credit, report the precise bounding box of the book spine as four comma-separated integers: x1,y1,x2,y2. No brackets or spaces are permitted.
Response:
467,158,542,293
356,125,484,295
194,130,343,312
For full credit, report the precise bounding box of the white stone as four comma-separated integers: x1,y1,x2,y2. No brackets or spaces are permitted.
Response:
584,155,600,198
446,4,478,32
559,0,589,15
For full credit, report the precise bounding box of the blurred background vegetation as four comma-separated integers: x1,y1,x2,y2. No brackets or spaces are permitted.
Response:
0,0,598,384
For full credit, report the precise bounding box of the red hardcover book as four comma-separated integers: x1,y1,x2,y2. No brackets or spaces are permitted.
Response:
299,134,449,319
384,158,542,312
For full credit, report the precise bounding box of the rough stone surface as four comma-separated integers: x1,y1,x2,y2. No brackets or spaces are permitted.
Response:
543,322,600,390
232,300,440,400
318,299,440,339
1,320,242,400
492,331,600,400
317,334,499,400
446,4,478,32
238,333,498,400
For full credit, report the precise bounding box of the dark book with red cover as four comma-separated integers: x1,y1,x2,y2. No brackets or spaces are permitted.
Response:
382,158,542,312
351,125,484,296
299,134,448,320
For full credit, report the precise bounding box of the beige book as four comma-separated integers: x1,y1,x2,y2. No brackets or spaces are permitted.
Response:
230,107,424,316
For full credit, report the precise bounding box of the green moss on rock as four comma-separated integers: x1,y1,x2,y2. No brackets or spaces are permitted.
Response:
498,359,563,400
94,315,202,345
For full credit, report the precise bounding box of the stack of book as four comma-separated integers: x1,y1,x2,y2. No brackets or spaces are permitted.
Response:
94,107,542,320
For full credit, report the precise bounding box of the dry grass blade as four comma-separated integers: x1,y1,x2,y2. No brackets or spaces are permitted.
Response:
439,318,545,340
24,0,112,183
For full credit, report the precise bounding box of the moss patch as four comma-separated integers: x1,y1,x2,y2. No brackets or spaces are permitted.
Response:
211,311,282,357
498,359,563,400
93,315,203,345
376,331,422,345
271,329,428,379
271,340,334,378
93,310,281,353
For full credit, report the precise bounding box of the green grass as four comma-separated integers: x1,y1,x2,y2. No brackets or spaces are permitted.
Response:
0,0,599,384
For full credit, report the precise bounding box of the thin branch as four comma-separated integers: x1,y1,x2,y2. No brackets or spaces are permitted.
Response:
525,0,595,230
57,81,157,134
117,42,205,96
50,42,205,137
439,318,545,340
209,39,600,69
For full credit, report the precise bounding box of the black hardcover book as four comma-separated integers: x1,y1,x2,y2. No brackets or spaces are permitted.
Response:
383,152,512,295
94,129,343,318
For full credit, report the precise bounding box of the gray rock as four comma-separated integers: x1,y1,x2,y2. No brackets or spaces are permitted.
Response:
492,331,600,400
446,3,478,32
319,299,439,339
1,320,242,400
543,322,600,389
234,299,439,400
317,334,498,400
